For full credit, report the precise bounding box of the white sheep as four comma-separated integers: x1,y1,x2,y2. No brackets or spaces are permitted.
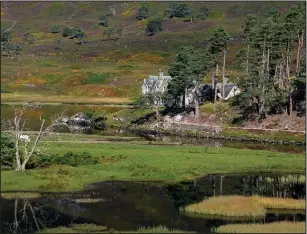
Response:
19,135,30,143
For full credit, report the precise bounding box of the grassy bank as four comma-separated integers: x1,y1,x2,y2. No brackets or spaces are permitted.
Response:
214,221,306,233
182,195,306,220
1,142,305,192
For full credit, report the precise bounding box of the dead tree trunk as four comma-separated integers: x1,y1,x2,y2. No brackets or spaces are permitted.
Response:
194,82,200,122
222,47,227,99
296,33,301,74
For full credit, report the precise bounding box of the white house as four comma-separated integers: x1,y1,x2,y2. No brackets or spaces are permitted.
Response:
142,70,241,106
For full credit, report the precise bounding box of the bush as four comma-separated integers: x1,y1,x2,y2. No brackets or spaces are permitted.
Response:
146,17,163,35
1,133,15,169
63,27,72,37
35,152,100,167
50,24,61,33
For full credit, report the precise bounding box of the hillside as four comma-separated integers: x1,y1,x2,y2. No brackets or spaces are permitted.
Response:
1,1,297,102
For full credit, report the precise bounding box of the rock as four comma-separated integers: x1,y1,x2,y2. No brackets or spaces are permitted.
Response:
61,112,106,132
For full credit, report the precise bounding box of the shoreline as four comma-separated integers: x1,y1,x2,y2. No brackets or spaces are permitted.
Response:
128,123,306,145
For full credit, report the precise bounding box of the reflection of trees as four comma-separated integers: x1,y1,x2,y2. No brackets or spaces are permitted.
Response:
4,199,60,234
162,180,211,209
234,175,305,198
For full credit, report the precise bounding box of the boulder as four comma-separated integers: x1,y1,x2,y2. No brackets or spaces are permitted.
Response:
62,112,107,132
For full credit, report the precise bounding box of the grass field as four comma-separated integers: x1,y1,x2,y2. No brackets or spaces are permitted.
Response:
214,221,306,233
182,195,306,220
1,142,305,192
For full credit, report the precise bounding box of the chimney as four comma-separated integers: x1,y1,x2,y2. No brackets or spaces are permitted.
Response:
158,69,164,79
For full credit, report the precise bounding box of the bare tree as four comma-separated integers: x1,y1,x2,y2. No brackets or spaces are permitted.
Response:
7,102,75,171
108,5,116,16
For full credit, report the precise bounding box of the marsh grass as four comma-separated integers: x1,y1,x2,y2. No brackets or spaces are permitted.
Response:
135,225,195,233
40,224,107,233
214,221,306,233
39,224,193,233
1,192,41,199
182,196,265,220
182,196,306,220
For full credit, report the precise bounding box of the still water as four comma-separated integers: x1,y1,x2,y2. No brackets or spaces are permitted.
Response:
1,174,305,233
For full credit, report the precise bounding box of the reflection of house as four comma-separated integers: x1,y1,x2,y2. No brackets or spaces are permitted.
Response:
141,70,240,106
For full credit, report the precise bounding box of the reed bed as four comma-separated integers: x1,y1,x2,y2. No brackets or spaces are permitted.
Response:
255,196,306,210
214,221,306,233
182,196,266,220
135,226,195,233
40,224,107,233
1,192,41,199
182,196,306,220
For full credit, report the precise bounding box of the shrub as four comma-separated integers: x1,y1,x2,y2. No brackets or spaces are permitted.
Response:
50,24,61,33
63,27,72,37
1,133,15,169
84,109,106,120
35,152,100,167
99,15,108,27
146,17,163,35
0,89,11,93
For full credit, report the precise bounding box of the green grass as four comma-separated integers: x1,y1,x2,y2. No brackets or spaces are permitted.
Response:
1,142,305,192
182,195,306,220
214,221,306,233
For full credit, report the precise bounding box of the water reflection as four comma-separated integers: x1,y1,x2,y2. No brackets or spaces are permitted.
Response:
1,174,305,233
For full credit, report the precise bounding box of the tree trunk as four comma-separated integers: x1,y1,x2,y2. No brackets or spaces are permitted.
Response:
182,90,186,108
15,137,21,171
222,47,226,99
155,107,160,121
246,44,249,74
286,42,290,79
195,95,199,122
296,32,304,74
289,93,293,117
266,46,270,72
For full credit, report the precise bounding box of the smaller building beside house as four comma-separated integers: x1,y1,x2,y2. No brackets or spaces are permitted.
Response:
216,81,241,100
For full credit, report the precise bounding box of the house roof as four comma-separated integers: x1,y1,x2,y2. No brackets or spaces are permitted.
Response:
216,83,237,98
